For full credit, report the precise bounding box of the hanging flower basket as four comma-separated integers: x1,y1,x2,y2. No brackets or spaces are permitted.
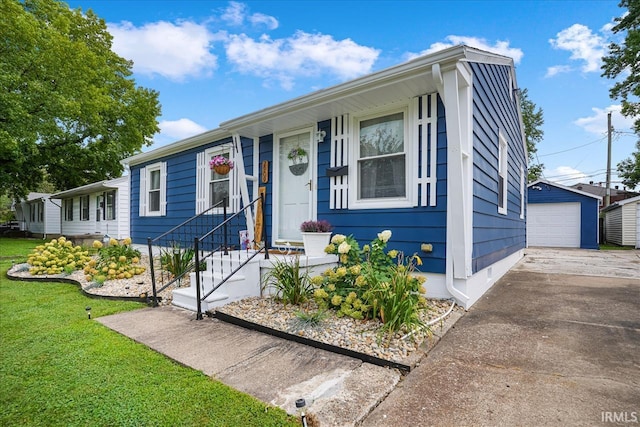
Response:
209,155,234,176
213,164,231,175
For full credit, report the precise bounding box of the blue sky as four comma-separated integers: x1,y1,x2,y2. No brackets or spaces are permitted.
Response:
66,0,638,189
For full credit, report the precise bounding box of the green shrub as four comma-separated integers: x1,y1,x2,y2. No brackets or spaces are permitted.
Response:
160,243,195,284
83,238,145,281
26,236,91,275
313,230,429,334
262,256,313,305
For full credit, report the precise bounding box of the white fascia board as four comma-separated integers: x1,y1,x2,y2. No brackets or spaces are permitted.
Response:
121,128,231,168
51,177,128,199
220,46,472,133
528,179,603,201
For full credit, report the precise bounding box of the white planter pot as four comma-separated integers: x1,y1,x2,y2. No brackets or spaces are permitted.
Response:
301,232,332,257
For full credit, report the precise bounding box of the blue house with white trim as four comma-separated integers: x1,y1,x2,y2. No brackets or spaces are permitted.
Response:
122,45,527,309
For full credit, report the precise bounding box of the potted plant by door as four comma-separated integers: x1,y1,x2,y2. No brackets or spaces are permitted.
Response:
209,155,234,175
288,147,309,176
300,220,333,257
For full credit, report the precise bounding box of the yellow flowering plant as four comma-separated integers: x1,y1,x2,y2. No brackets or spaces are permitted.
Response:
83,237,145,284
313,230,429,333
27,236,91,275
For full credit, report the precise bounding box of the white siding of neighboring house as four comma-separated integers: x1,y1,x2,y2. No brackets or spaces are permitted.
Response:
621,200,639,247
59,177,130,240
605,208,623,245
19,193,61,236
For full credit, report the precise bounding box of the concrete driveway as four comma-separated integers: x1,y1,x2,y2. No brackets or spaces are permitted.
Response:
363,249,640,426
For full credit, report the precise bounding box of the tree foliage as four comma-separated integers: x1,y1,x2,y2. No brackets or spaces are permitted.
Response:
602,0,640,189
520,89,545,181
0,0,161,201
602,0,640,135
617,140,640,189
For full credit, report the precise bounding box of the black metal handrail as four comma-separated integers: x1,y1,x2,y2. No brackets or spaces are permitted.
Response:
194,192,269,319
146,199,227,305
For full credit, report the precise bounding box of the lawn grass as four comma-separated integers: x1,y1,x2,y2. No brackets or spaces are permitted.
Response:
599,243,635,250
0,238,297,426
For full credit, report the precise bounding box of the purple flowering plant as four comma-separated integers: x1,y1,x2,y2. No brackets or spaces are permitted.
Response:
300,219,333,233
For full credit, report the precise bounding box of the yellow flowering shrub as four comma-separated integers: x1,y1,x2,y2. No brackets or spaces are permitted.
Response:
313,230,429,333
83,238,145,284
27,237,91,275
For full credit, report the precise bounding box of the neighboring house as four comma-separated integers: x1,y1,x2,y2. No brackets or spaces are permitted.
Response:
571,182,639,207
602,195,640,248
13,193,61,238
527,180,601,249
51,177,130,240
122,45,528,309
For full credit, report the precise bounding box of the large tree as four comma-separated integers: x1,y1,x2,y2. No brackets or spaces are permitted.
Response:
520,89,545,182
0,0,161,201
602,0,640,188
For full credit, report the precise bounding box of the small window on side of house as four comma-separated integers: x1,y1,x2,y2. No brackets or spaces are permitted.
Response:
498,133,508,215
80,195,90,221
65,199,74,221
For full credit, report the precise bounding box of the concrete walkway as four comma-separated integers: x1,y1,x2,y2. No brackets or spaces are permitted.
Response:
363,249,640,426
97,249,640,426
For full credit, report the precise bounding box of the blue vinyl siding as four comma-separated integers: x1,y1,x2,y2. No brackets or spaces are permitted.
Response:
130,136,254,244
470,62,527,272
316,100,448,274
528,185,599,249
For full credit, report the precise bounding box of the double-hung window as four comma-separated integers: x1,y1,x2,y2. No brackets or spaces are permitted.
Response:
80,195,90,221
498,132,508,215
105,190,116,220
64,199,74,221
139,162,167,216
352,108,411,208
196,145,235,215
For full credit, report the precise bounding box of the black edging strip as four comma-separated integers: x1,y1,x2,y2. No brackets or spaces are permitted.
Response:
5,271,157,304
213,310,412,373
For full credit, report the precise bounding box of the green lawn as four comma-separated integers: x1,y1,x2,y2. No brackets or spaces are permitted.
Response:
0,238,297,427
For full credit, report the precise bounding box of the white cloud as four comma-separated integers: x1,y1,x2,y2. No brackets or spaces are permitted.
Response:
224,31,380,89
574,105,635,135
548,24,606,73
545,65,572,78
221,1,279,30
249,13,279,30
406,36,524,64
159,118,208,140
108,20,217,81
547,166,588,186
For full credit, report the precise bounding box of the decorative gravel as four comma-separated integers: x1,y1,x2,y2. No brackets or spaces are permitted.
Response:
215,296,461,364
8,258,461,365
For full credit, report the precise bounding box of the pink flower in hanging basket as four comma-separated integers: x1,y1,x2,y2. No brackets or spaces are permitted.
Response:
209,155,234,169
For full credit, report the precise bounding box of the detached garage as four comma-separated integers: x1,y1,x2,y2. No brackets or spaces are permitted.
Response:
527,180,601,249
602,195,640,248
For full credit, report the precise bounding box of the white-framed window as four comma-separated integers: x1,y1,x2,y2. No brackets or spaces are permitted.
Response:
351,106,413,209
80,195,90,221
498,132,508,215
64,199,74,221
96,194,103,222
520,165,525,219
196,145,236,215
105,190,116,220
139,162,167,217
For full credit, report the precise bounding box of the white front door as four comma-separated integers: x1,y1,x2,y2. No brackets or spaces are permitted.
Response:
274,128,315,244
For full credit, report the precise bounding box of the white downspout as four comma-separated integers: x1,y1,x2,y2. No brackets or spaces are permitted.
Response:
435,62,471,307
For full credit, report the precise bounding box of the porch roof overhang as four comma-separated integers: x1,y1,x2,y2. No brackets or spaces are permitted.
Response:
121,45,515,165
220,45,513,138
51,177,127,199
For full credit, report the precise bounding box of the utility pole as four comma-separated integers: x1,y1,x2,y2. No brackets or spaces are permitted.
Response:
605,111,612,207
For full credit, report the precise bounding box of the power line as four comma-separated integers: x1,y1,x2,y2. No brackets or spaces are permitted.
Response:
537,135,607,158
